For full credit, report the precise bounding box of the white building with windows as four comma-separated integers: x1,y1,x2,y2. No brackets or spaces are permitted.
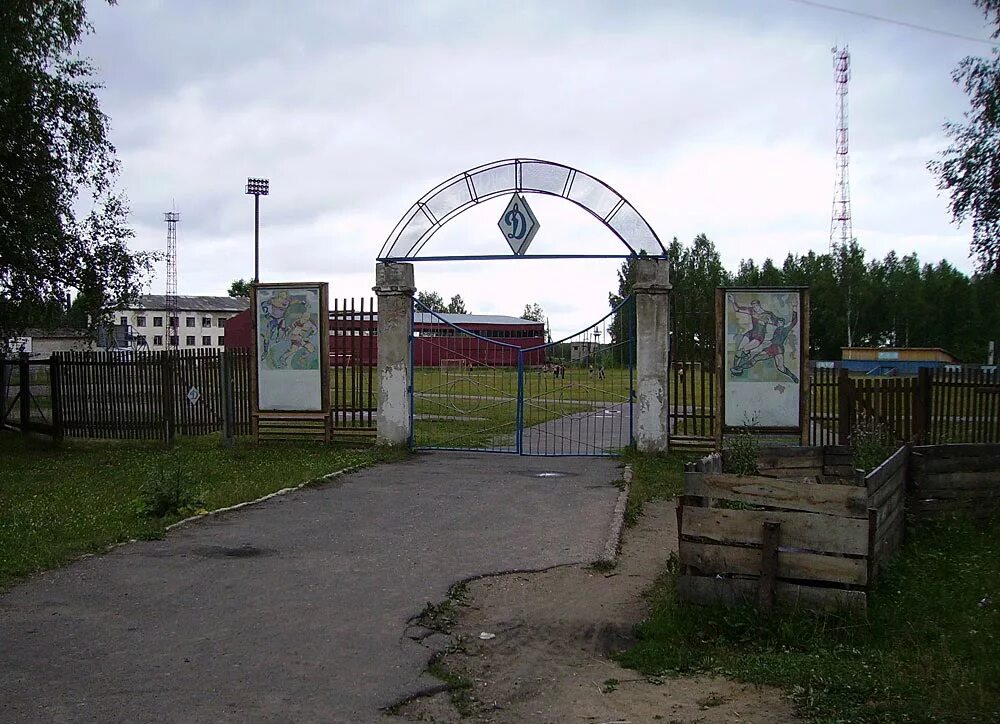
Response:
116,295,249,351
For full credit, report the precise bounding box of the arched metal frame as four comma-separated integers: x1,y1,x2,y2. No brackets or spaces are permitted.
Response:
378,158,667,261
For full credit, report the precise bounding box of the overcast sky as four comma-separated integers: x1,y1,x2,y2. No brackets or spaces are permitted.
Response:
83,0,995,339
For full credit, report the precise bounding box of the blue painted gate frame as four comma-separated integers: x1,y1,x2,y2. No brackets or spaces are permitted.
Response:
409,297,635,456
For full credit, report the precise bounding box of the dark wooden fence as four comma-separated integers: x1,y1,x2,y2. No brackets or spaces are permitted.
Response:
668,361,716,449
53,349,253,442
809,366,1000,447
2,339,375,442
909,443,1000,521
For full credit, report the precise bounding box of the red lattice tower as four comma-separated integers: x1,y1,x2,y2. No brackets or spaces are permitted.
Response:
830,46,852,253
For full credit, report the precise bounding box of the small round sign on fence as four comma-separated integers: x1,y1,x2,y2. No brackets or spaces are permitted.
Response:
187,386,201,406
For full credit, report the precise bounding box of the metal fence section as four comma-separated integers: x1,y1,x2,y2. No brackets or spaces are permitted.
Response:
329,297,377,437
409,297,635,456
520,296,634,455
0,358,57,437
410,300,521,452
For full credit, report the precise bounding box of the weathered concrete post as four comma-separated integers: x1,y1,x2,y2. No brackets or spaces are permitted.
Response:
374,262,415,446
633,257,672,452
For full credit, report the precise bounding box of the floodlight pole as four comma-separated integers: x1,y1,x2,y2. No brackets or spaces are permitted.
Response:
254,194,260,283
245,177,270,283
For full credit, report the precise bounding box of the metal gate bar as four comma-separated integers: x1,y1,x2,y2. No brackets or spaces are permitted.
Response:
410,296,634,456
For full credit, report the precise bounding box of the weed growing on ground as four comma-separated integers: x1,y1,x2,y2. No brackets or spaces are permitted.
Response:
619,515,1000,722
618,449,697,526
139,459,204,518
722,413,760,475
852,412,896,473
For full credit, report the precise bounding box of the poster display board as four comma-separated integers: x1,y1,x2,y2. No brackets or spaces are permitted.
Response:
252,282,329,412
717,287,809,437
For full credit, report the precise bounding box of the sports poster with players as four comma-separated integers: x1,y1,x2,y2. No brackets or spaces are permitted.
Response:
252,282,330,412
716,287,809,440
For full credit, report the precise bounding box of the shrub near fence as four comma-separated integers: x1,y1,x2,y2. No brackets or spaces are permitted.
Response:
678,445,908,613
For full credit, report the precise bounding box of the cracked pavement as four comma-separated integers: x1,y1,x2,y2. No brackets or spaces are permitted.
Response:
0,452,621,723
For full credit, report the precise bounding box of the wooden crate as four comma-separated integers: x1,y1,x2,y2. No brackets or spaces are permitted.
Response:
678,445,910,613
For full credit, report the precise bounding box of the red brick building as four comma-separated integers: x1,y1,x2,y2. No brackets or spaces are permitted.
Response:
224,309,545,366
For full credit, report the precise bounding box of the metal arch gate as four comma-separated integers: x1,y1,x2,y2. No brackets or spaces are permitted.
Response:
410,297,635,456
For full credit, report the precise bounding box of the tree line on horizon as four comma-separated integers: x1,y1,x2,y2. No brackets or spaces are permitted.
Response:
610,234,1000,364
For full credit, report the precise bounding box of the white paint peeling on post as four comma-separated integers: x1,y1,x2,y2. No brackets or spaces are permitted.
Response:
374,262,416,446
634,257,671,453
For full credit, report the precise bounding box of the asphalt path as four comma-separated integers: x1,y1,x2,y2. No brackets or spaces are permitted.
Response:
0,452,621,723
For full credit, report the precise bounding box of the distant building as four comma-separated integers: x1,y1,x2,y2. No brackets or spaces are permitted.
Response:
14,329,92,358
839,347,961,375
223,309,545,366
116,295,249,351
569,340,604,363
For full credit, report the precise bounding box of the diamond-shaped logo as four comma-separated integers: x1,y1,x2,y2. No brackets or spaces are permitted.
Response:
186,386,201,406
497,193,539,256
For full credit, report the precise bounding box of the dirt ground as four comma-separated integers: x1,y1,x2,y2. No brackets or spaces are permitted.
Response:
391,499,799,723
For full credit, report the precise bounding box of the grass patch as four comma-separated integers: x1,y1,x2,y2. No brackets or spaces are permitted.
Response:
619,448,699,526
618,516,1000,722
0,432,405,590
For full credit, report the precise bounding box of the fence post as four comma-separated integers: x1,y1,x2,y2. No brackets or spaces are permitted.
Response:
19,357,30,434
50,355,63,444
220,349,235,447
915,367,931,445
837,367,852,445
161,353,175,447
0,358,7,427
757,520,781,611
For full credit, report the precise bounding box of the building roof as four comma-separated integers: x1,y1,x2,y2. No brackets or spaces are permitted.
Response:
414,312,541,326
133,295,250,313
22,328,90,338
841,346,960,362
328,311,542,326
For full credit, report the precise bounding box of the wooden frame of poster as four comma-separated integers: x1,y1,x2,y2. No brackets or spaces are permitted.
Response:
715,287,810,447
251,282,331,442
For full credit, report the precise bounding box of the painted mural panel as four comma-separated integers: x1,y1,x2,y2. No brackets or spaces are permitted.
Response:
724,289,801,428
257,285,323,411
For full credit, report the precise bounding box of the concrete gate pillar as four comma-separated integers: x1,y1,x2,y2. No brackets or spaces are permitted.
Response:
633,257,672,453
374,262,415,446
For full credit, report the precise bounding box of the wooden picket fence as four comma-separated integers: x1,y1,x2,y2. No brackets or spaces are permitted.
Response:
808,366,1000,447
668,361,716,449
54,349,253,441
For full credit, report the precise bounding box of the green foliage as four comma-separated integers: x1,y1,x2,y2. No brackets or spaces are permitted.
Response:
619,449,697,526
521,301,545,322
619,234,999,363
723,414,760,475
0,0,156,344
416,290,445,311
447,294,467,314
619,516,1000,722
228,279,252,299
929,0,1000,275
852,412,896,474
139,460,204,518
